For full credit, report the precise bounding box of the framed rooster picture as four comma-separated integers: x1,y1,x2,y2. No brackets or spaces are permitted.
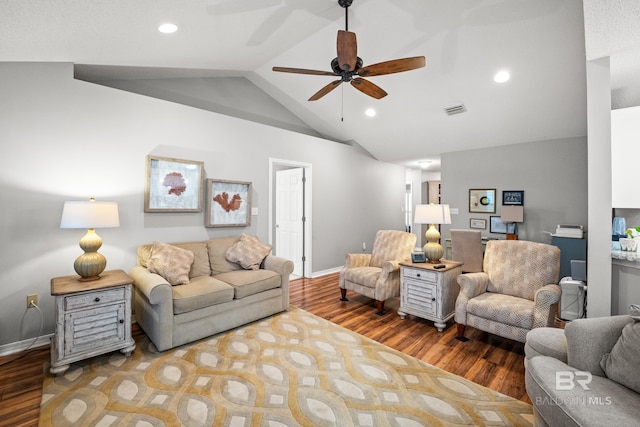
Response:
206,179,252,227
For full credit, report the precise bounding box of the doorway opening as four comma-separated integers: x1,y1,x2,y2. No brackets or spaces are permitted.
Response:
269,158,312,278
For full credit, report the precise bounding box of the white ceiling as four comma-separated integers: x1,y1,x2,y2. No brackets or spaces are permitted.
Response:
2,0,638,170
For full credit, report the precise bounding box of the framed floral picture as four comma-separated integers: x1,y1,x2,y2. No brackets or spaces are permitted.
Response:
206,179,252,227
145,156,204,212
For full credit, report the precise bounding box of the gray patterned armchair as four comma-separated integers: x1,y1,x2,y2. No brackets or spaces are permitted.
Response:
339,230,417,315
455,240,561,343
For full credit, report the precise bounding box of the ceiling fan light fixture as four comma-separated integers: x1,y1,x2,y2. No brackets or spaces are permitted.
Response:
365,108,376,117
158,23,178,34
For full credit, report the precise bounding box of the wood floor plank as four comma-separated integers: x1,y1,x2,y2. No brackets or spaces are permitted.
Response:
0,272,533,425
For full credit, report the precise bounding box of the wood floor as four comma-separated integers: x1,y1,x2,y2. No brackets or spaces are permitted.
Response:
0,272,532,425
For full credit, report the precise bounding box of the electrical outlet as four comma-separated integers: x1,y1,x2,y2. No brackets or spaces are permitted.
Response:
362,242,366,251
27,294,38,308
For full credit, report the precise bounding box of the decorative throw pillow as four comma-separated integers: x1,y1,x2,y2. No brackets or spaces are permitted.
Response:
225,234,272,270
147,242,195,286
600,306,640,393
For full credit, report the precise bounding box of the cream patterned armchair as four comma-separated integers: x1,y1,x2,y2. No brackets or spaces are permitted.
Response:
339,230,417,315
455,240,561,343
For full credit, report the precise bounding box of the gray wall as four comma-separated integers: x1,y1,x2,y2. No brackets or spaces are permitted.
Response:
0,62,406,348
440,137,588,244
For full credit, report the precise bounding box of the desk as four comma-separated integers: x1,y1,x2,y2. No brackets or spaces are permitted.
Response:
444,238,489,260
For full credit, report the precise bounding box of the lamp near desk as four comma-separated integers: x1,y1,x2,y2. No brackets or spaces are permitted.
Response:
414,204,451,263
60,198,120,281
501,205,524,240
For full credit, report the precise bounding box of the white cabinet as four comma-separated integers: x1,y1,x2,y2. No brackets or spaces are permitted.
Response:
50,270,136,375
398,261,462,331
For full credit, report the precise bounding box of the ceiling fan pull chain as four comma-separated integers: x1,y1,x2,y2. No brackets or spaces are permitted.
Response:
341,85,344,122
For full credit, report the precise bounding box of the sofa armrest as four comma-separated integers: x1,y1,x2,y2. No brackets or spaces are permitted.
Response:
263,255,294,278
457,272,489,298
374,260,402,301
129,265,173,305
533,284,561,328
454,272,489,324
343,253,372,269
565,315,634,376
129,265,176,351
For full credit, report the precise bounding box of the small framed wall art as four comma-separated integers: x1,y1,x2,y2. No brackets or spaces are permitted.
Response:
502,190,524,206
206,179,252,227
145,155,204,212
470,218,487,229
490,215,516,234
469,188,496,213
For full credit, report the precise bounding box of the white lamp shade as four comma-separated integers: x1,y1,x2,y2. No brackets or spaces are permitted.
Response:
501,205,524,223
60,201,120,229
414,204,451,225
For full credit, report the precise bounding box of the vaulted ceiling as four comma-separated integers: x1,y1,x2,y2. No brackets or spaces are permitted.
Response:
2,0,638,170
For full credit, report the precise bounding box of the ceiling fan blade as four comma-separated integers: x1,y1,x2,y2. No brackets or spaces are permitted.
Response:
337,30,357,71
358,56,426,77
350,78,388,99
309,79,343,101
272,66,337,76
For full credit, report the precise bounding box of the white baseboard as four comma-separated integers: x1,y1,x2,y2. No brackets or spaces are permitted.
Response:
0,334,52,357
310,266,342,278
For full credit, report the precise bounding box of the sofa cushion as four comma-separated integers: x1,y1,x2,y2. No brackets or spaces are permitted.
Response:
172,276,235,314
138,241,210,279
147,242,194,286
225,234,272,270
600,319,640,393
342,266,381,289
171,241,211,278
215,269,281,299
207,237,243,275
466,292,534,329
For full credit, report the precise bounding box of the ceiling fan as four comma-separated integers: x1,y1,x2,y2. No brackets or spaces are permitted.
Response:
272,0,426,101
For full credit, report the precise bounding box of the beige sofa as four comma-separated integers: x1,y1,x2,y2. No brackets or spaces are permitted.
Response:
130,236,294,351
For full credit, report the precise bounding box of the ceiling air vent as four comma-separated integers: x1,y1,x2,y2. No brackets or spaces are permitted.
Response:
444,104,466,115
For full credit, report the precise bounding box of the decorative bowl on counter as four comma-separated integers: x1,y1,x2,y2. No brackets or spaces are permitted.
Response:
619,237,638,252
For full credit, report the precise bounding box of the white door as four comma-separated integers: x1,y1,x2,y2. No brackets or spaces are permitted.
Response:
275,168,304,276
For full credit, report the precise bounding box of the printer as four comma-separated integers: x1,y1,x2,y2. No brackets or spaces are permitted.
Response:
554,224,583,239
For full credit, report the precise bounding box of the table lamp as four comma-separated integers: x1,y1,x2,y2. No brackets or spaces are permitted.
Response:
414,204,451,263
501,205,524,240
60,198,120,281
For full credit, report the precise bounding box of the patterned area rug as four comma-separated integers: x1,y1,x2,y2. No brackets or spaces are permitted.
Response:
40,308,533,426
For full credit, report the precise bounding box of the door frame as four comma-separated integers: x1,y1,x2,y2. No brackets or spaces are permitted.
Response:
268,158,312,277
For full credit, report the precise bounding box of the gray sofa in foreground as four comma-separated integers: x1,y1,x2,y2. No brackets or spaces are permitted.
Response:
524,315,640,426
130,236,294,351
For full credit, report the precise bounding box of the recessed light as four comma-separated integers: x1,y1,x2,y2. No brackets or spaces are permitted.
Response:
158,23,178,34
494,70,510,83
365,108,376,117
418,160,432,168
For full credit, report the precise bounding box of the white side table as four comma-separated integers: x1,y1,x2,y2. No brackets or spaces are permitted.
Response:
50,269,136,375
398,260,462,331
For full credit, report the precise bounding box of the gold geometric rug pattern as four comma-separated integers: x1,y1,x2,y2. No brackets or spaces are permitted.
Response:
40,308,533,426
